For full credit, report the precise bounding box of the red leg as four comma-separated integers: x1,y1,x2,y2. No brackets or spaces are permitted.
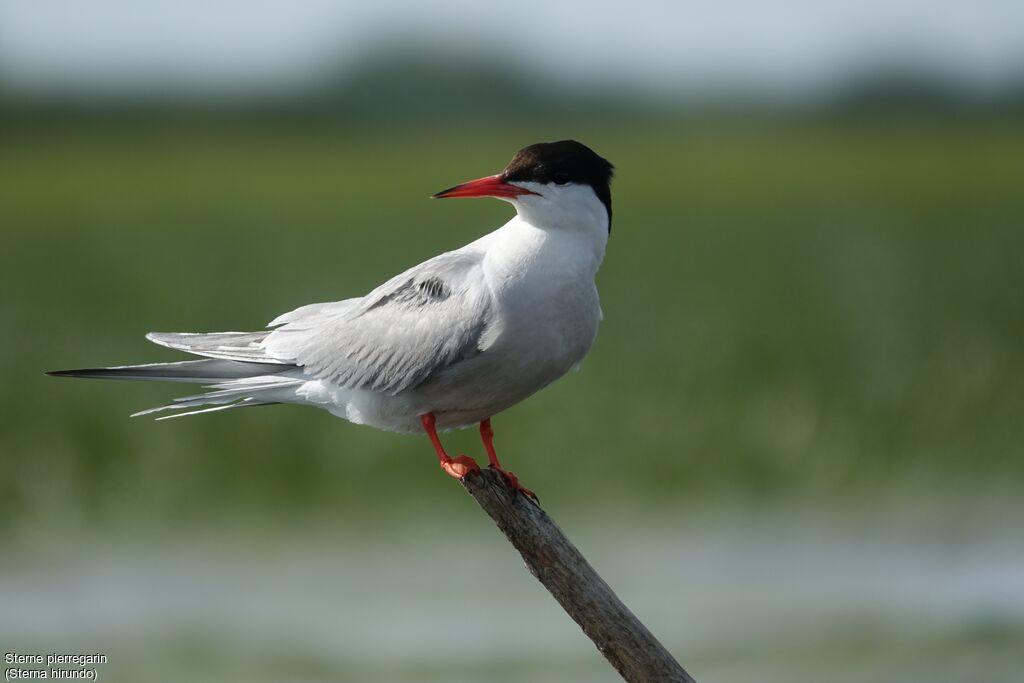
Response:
479,418,501,468
479,419,537,501
421,413,479,479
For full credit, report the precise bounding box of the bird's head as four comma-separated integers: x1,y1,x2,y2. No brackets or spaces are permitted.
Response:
432,140,615,233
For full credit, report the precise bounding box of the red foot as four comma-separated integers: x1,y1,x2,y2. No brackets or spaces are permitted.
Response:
440,454,481,479
421,413,480,481
480,418,538,502
490,465,538,502
420,413,536,498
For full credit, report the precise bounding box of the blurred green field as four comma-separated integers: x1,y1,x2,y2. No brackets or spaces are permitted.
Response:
2,118,1023,534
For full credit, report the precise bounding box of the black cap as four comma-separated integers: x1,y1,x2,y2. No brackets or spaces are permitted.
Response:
501,140,614,232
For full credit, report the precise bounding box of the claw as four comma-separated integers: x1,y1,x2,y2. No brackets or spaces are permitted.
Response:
491,466,538,502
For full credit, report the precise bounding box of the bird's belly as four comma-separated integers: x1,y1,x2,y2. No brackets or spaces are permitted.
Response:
416,293,600,427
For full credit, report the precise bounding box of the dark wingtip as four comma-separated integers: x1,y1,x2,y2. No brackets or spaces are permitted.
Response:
46,368,98,378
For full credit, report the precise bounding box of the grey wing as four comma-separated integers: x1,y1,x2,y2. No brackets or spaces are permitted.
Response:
261,251,493,394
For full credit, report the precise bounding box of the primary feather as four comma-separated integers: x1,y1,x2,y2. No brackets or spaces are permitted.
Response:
45,358,288,383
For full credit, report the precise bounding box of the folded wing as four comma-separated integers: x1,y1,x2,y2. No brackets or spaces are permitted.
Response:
262,251,494,395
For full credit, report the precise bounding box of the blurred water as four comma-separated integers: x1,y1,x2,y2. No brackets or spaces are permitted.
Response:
3,508,1022,683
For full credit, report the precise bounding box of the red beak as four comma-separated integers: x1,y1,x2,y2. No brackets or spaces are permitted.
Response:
432,174,538,199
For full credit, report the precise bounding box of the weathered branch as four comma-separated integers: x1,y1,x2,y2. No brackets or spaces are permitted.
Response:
461,467,695,683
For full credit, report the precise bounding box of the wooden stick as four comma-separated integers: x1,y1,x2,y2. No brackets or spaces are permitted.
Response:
460,467,696,683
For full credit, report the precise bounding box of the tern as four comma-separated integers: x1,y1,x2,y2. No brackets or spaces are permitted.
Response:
48,140,615,498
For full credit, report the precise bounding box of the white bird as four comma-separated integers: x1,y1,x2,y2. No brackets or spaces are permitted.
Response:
48,140,615,497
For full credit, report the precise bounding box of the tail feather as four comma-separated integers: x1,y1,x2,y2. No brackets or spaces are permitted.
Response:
153,399,278,421
46,358,287,383
131,376,304,418
48,333,306,420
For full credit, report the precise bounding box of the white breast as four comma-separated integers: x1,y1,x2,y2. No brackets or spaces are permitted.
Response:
409,209,605,427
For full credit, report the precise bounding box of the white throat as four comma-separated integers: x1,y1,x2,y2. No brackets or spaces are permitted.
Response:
503,182,609,268
469,184,609,298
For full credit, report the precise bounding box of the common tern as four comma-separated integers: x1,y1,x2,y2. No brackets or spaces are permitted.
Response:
49,140,615,497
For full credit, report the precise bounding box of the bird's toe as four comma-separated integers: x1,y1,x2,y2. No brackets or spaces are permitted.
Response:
441,454,481,479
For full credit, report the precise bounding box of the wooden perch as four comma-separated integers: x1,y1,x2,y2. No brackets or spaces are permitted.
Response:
460,467,696,683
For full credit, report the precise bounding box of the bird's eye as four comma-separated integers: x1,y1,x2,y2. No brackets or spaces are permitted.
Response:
552,171,570,185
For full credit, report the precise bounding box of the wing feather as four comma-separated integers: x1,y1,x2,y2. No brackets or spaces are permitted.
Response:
146,331,287,364
262,251,492,394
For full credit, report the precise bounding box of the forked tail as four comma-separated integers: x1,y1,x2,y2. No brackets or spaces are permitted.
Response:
47,331,303,420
